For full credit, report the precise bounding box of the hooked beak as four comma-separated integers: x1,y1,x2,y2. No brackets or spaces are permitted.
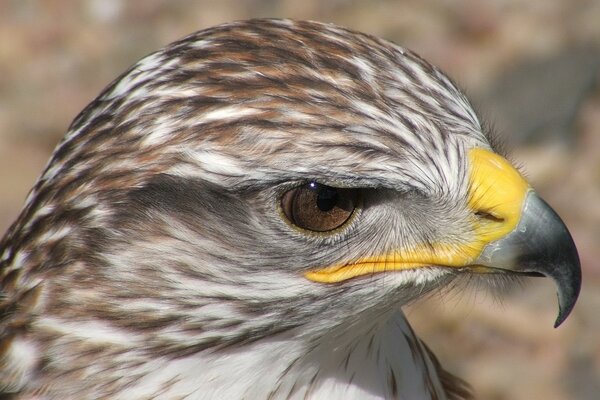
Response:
475,191,581,327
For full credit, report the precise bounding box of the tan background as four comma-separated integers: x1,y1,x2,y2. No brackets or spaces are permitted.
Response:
1,1,599,399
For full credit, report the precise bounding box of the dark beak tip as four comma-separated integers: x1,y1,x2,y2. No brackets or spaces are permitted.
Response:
554,299,577,328
554,302,573,328
553,260,582,328
554,313,567,329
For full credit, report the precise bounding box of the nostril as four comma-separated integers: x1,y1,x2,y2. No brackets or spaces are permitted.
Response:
475,210,505,223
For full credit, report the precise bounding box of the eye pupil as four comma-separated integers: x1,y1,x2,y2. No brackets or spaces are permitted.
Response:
280,182,358,232
316,187,338,212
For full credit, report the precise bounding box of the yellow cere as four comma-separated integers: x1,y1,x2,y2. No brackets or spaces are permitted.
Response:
305,148,532,283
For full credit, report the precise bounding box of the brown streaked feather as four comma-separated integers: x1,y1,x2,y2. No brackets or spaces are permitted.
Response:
422,340,474,400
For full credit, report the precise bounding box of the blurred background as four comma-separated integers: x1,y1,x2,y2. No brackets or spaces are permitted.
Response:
1,1,598,398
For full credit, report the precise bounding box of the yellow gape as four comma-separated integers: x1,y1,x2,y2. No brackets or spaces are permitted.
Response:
305,148,531,283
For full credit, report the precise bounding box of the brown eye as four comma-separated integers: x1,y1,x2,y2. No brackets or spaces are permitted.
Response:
281,182,358,232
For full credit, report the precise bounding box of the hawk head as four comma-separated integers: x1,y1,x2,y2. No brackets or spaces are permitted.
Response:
0,19,580,399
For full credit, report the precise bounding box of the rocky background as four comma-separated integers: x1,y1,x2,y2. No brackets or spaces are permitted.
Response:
1,1,599,399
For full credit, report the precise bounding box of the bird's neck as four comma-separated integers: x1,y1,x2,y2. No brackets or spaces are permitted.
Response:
120,310,451,399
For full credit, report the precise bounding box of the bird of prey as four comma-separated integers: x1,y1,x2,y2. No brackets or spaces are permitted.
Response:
0,19,580,399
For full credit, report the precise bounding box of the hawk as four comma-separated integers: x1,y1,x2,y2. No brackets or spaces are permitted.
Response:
0,19,580,399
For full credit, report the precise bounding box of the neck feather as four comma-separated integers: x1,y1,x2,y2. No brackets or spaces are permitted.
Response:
116,310,470,399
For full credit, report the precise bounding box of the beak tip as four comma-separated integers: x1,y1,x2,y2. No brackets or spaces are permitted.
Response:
554,304,571,328
553,261,582,328
554,302,575,328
